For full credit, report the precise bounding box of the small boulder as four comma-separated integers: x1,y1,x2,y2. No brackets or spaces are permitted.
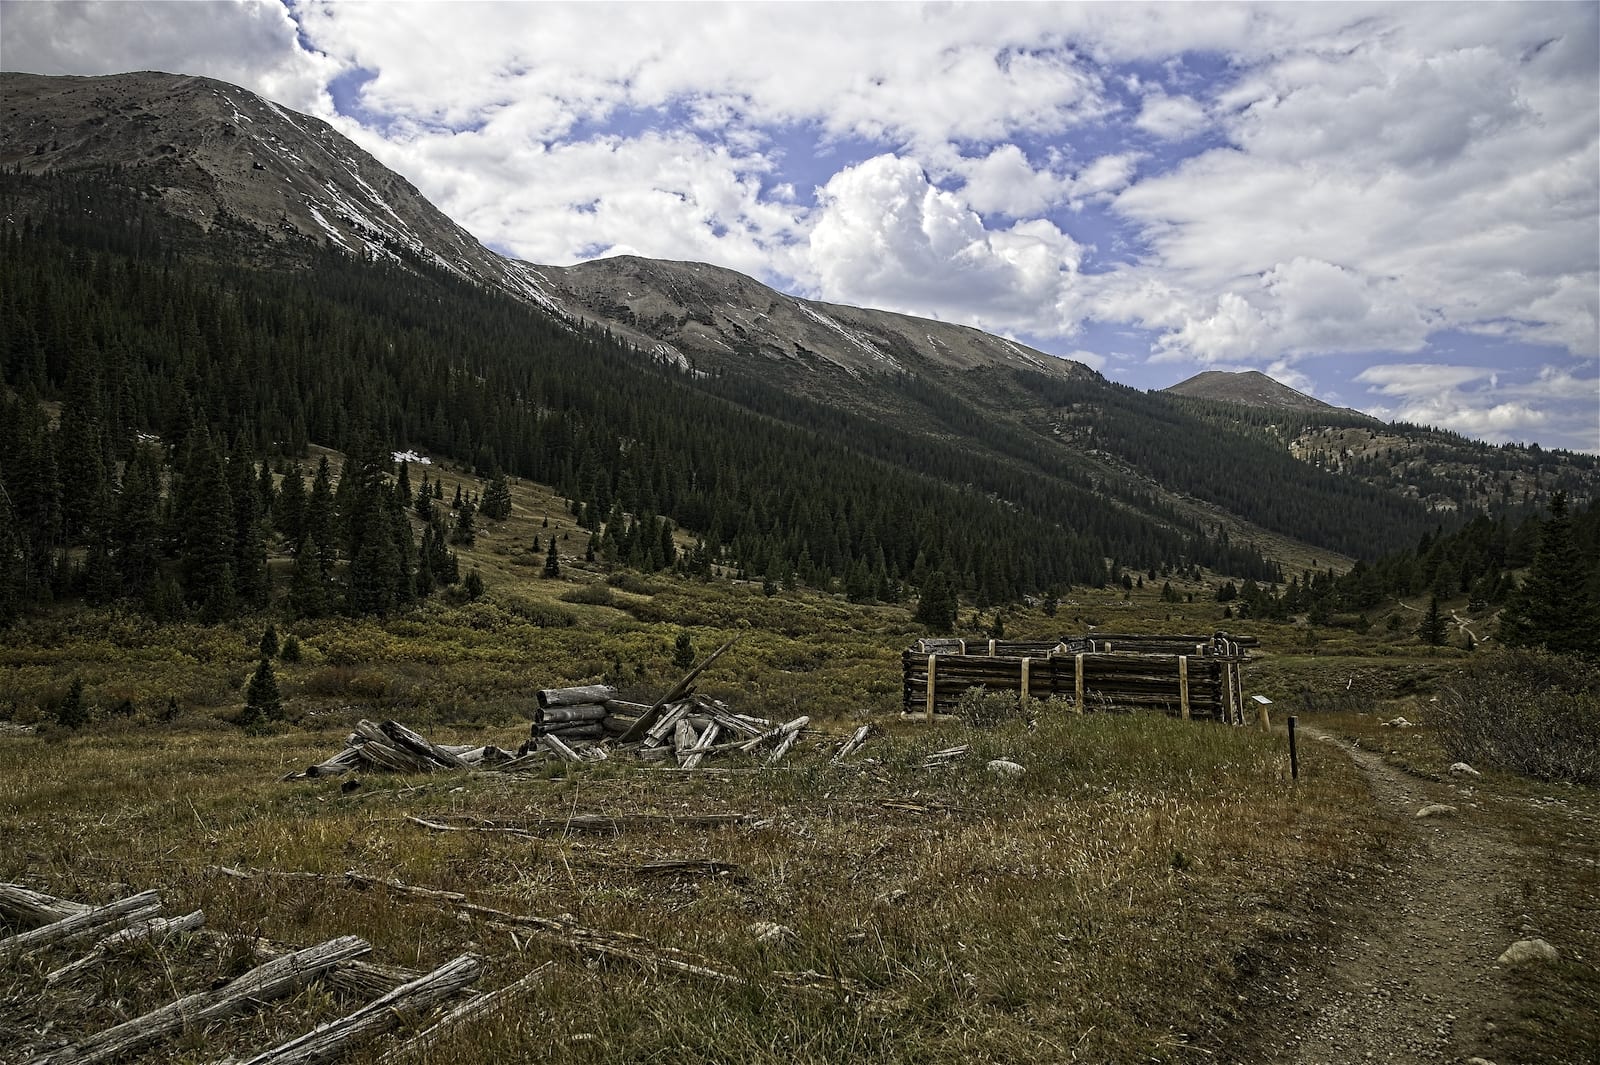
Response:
986,759,1026,777
1497,938,1558,965
1384,716,1414,728
1415,804,1457,819
1449,762,1482,777
749,921,796,946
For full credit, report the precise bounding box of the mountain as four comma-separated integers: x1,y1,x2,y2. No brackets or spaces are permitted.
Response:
1162,370,1347,414
3,68,1596,618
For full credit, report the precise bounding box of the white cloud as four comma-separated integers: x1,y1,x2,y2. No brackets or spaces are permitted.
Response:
0,0,335,113
807,155,1082,333
1134,91,1208,140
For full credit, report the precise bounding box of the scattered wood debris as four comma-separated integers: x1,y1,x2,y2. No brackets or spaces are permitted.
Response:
284,639,864,779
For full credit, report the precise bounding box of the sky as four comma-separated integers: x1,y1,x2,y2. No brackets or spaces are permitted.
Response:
3,0,1597,451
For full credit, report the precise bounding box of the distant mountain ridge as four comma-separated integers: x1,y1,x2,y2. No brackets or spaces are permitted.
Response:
4,68,1596,576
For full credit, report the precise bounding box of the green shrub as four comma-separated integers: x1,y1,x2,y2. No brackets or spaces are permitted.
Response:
561,582,615,607
1435,648,1600,783
952,686,1032,728
606,572,662,596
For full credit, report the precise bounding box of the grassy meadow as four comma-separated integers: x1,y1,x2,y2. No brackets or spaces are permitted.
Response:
0,456,1541,1064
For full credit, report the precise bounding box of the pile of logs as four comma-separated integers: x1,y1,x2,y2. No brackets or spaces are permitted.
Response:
285,639,874,778
282,719,517,780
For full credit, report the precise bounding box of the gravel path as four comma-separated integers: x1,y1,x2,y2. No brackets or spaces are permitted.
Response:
1257,729,1523,1065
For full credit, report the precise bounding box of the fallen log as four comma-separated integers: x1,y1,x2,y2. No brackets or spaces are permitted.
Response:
0,889,163,960
831,724,872,764
45,910,205,986
380,721,469,770
228,952,483,1065
738,715,809,753
0,884,90,929
391,962,555,1060
25,935,370,1065
537,685,619,709
535,705,608,725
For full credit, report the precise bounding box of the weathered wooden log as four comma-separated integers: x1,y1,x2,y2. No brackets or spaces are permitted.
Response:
641,702,691,748
535,704,608,725
536,685,619,709
672,719,700,756
538,722,605,740
831,724,872,764
765,728,802,766
603,698,651,715
380,720,469,770
538,734,584,762
738,715,809,753
600,714,638,735
921,745,970,768
229,952,483,1065
25,936,370,1065
0,889,163,960
0,884,90,929
680,722,721,770
45,910,205,986
392,962,553,1060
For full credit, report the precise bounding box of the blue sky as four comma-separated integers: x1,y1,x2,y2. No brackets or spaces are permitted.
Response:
3,1,1596,449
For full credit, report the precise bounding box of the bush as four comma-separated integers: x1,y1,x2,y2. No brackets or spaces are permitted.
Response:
606,572,662,596
561,582,615,607
1435,649,1600,783
952,686,1032,728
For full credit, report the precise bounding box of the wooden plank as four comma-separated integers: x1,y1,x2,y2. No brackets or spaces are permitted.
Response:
1075,654,1084,713
1178,656,1190,721
926,654,937,722
1020,658,1031,707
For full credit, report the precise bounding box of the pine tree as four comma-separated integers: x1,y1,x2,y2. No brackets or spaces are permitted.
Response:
1418,596,1447,646
56,676,88,729
481,470,512,520
671,631,696,670
915,571,958,634
175,431,236,620
396,461,412,507
1501,492,1600,657
464,566,485,600
543,535,560,578
259,624,279,659
452,497,476,546
276,464,306,544
242,657,282,726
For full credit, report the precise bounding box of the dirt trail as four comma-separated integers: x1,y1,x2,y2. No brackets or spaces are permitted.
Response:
1254,727,1525,1065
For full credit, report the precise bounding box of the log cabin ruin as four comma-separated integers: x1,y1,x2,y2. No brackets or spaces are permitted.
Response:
902,632,1259,724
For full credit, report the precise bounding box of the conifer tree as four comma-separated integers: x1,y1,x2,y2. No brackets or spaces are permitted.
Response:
672,631,696,671
1501,492,1600,657
275,464,306,545
56,676,87,729
396,461,412,507
915,571,958,634
242,657,282,726
543,535,560,578
464,566,485,599
481,470,512,520
175,431,236,620
259,624,279,659
1418,596,1447,646
452,496,476,546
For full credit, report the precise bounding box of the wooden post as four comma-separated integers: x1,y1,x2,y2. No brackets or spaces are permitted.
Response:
1074,653,1085,713
1020,658,1031,707
1178,656,1190,720
926,654,937,722
1258,699,1272,732
1288,715,1299,780
1223,661,1236,725
987,638,997,656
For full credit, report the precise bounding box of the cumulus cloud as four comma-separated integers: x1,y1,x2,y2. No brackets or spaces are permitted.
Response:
0,0,335,113
1134,91,1208,140
807,154,1082,333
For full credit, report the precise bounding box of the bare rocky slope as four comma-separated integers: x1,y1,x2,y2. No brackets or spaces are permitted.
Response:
1163,370,1350,415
